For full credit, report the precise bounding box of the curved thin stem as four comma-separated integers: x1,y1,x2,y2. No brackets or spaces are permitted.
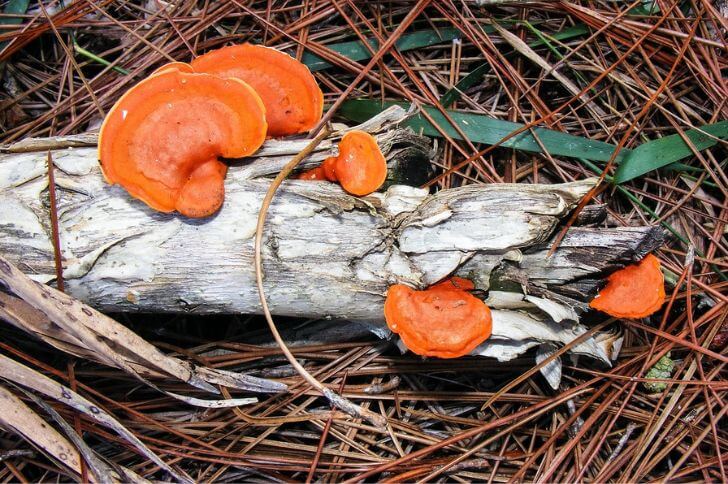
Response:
253,126,387,429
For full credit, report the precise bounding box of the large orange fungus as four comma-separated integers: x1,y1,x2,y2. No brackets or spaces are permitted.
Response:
384,278,492,359
190,43,323,137
589,253,666,318
98,66,267,218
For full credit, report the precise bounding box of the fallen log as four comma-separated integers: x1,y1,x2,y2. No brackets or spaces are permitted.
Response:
0,107,664,368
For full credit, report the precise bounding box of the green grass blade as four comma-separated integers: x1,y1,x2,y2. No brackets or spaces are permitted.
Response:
339,99,627,162
0,0,30,66
526,23,591,48
1,0,29,25
613,121,728,184
302,27,463,72
440,23,590,107
72,42,130,75
440,63,491,108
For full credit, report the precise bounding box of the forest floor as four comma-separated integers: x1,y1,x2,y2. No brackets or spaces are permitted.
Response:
0,1,726,482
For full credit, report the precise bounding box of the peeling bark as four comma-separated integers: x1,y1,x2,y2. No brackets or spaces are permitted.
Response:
0,107,663,322
0,107,667,371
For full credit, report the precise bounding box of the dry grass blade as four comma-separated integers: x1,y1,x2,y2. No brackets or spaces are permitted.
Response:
0,384,90,480
253,126,386,429
0,256,285,401
0,0,725,481
0,353,191,483
13,385,134,484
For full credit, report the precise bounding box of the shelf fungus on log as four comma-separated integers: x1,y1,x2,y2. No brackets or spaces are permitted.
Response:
0,106,665,383
190,43,324,137
589,253,665,318
297,130,388,196
98,66,267,218
385,277,492,359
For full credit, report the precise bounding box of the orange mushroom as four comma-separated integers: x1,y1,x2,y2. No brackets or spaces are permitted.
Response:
150,61,195,76
590,254,666,318
296,131,387,196
190,43,323,137
384,278,492,359
99,69,267,218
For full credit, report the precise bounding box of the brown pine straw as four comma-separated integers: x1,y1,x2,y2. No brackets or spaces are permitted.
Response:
0,1,726,481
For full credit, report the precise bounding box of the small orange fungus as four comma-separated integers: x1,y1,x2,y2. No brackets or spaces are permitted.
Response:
384,278,492,359
590,254,665,318
296,131,387,196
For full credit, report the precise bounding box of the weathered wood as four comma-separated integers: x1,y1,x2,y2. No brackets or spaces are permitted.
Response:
0,108,667,371
0,108,663,322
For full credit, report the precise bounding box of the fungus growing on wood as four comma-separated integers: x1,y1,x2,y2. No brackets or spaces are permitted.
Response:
590,253,665,318
190,43,323,137
384,277,492,359
295,166,328,181
296,131,387,196
99,69,267,218
150,61,194,76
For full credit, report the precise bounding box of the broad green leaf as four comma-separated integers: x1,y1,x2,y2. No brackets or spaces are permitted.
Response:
339,99,627,163
302,27,463,72
614,121,728,184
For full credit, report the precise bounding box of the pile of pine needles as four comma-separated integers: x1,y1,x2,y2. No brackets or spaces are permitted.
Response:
0,0,726,481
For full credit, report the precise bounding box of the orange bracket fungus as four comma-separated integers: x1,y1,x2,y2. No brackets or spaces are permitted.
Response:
384,277,492,359
589,253,666,318
149,61,195,76
297,130,387,196
99,66,267,218
190,43,323,137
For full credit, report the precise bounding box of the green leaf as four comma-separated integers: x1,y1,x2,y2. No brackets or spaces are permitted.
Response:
440,63,491,108
73,41,130,75
614,121,728,184
302,27,463,72
0,0,30,70
339,99,627,163
0,0,29,25
440,23,590,107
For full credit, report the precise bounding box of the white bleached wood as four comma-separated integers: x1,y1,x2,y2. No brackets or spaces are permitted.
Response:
0,107,663,364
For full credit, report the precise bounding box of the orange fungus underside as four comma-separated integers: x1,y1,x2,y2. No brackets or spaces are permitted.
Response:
296,131,387,196
384,278,492,359
98,67,267,218
190,43,323,137
589,254,666,318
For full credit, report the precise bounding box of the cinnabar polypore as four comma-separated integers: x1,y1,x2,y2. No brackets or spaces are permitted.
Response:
384,277,492,359
99,65,267,218
590,253,665,318
297,131,387,196
190,43,323,137
150,61,194,76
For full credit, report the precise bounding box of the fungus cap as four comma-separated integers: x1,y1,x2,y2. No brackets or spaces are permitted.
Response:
296,132,387,196
190,43,323,137
328,131,387,196
296,166,328,181
150,61,195,76
590,254,665,318
384,278,492,359
99,69,267,218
